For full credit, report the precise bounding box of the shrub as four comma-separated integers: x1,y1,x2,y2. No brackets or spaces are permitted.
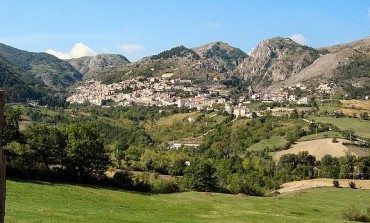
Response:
341,206,370,222
152,179,180,194
349,181,356,189
332,137,338,143
333,179,340,188
113,171,134,189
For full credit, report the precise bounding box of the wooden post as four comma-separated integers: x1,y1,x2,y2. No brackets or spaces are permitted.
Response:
0,91,5,223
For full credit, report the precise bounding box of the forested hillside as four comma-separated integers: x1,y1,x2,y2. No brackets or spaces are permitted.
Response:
0,43,82,90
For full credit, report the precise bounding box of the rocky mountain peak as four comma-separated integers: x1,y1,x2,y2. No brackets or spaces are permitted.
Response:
67,54,130,79
235,37,319,92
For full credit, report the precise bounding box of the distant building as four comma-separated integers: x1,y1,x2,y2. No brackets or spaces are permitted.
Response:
232,106,250,117
297,97,308,105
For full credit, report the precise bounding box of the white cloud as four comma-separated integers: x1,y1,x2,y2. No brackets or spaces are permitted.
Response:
290,33,309,45
69,43,96,58
119,44,145,53
46,42,96,59
46,49,71,59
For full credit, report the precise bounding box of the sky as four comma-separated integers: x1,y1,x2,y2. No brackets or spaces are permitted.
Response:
0,0,369,61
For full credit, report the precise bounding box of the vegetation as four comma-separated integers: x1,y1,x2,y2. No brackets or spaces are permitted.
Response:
333,53,370,98
151,45,200,60
6,179,370,223
203,42,247,70
341,206,370,222
3,103,369,195
309,116,370,139
0,56,46,102
0,43,82,90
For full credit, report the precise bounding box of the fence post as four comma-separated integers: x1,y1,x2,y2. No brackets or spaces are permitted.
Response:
0,91,5,223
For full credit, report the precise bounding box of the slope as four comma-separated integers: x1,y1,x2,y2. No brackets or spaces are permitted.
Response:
67,54,130,79
0,43,82,90
0,55,45,102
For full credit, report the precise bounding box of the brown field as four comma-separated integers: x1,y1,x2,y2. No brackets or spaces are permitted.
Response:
278,178,370,193
339,99,370,116
340,99,370,111
274,138,354,161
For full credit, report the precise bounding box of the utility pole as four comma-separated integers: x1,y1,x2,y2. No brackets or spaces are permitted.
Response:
0,91,5,223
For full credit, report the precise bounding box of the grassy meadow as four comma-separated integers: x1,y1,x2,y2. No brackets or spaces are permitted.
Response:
298,131,343,142
309,116,370,139
248,136,287,152
5,179,370,223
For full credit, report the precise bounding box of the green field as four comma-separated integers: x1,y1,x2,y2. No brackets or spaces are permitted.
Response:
6,179,370,223
309,116,370,139
248,136,287,152
298,131,343,142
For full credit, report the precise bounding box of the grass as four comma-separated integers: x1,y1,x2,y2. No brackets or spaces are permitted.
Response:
318,100,370,117
156,112,198,125
345,144,370,157
5,179,370,223
309,116,370,139
248,136,287,152
298,131,342,141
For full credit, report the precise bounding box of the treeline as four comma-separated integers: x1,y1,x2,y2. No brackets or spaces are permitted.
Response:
3,106,108,181
151,45,200,60
4,104,370,195
334,53,370,98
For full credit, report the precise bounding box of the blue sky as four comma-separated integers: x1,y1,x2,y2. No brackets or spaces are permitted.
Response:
1,0,369,61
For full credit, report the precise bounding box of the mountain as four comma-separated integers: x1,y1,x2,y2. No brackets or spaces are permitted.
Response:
97,43,247,84
193,41,247,75
234,37,319,92
0,43,82,90
67,54,130,79
0,55,46,102
234,37,370,96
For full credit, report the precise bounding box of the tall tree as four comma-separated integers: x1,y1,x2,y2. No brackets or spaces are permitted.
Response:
24,124,66,171
65,122,110,180
183,159,218,192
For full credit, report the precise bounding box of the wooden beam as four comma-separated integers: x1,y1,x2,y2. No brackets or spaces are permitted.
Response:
0,91,5,223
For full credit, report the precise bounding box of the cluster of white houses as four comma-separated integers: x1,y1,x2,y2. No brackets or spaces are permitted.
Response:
67,77,311,114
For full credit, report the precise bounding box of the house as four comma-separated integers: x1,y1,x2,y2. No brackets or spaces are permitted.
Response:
297,97,308,105
233,106,250,117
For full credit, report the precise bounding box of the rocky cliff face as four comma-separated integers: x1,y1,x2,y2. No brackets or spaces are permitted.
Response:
67,54,130,79
235,37,319,92
193,42,248,76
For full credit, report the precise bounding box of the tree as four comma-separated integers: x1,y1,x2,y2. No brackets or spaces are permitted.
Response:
65,122,110,180
320,154,340,178
3,106,22,146
24,124,66,171
183,159,218,192
290,109,299,119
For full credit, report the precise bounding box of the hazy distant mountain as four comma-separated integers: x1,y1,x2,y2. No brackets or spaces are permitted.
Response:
67,54,130,79
0,43,82,90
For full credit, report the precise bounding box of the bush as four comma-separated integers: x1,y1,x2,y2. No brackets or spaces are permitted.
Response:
333,179,340,188
349,181,357,189
152,179,180,194
332,137,338,143
341,206,370,222
113,171,134,189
